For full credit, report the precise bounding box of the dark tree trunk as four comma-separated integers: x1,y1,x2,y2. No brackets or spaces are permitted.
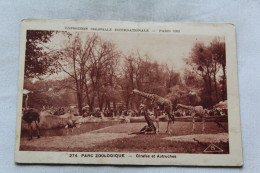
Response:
206,68,213,108
214,72,219,103
88,96,95,112
106,99,111,110
222,65,227,101
77,92,83,115
113,101,116,109
113,101,116,116
99,94,104,111
125,100,129,110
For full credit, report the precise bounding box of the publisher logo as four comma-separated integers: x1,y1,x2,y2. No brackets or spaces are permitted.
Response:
204,144,223,152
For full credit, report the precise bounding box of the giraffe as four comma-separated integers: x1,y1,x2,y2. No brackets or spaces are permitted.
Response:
176,104,206,132
129,104,156,135
132,89,174,134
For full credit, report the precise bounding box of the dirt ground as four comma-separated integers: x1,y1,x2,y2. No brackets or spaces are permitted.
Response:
163,133,229,143
20,122,229,153
20,132,134,151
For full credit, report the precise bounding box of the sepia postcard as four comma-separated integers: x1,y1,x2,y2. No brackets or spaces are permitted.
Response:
15,19,243,166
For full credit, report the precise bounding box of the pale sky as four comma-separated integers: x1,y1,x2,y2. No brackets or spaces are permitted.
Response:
43,31,224,80
99,32,222,72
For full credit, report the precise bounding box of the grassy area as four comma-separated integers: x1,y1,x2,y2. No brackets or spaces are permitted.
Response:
85,122,229,153
84,135,229,153
21,121,121,137
97,122,228,135
20,121,229,153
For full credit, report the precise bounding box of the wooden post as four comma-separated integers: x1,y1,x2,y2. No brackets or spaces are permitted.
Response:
202,115,205,132
192,114,195,132
25,94,29,110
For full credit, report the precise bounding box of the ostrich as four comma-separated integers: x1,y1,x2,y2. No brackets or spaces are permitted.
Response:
22,89,40,140
65,119,81,135
22,108,41,140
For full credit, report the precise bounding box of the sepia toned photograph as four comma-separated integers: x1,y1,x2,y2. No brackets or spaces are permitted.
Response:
15,20,242,166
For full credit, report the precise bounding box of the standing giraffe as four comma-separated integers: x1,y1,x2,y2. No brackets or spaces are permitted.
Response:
132,89,174,134
176,104,206,132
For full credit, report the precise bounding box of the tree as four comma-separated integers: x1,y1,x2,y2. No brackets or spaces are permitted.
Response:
23,79,73,109
119,51,178,109
103,52,121,111
53,33,93,115
186,42,214,107
49,33,121,114
87,36,121,111
25,30,72,78
120,55,135,109
185,37,226,108
210,38,226,101
25,31,54,78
